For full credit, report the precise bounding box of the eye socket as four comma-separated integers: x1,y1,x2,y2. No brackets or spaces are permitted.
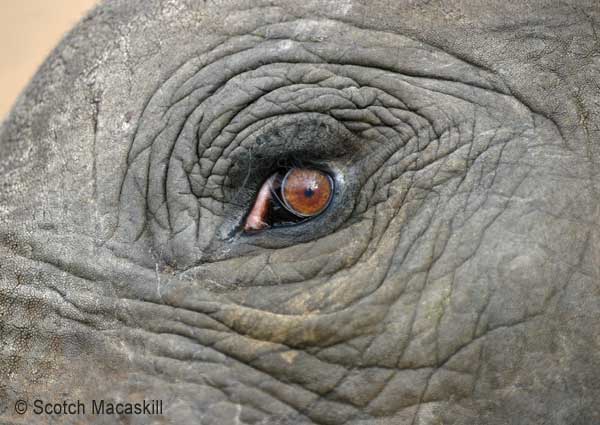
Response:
244,167,334,232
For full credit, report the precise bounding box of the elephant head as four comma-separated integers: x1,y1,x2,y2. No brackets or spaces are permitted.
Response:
1,1,599,424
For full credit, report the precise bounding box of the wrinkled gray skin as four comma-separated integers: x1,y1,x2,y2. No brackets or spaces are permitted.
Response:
1,1,600,424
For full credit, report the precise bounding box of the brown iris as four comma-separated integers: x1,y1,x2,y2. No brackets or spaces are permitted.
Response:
243,167,333,232
281,168,333,217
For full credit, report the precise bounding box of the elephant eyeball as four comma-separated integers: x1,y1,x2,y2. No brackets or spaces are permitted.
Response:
243,168,333,233
281,168,333,217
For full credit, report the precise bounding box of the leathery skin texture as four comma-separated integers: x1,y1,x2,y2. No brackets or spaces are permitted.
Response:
0,1,599,423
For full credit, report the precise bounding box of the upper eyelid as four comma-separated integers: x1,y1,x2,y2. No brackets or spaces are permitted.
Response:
222,114,360,190
201,66,493,187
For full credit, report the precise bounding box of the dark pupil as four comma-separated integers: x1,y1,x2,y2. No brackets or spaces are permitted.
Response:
304,187,314,198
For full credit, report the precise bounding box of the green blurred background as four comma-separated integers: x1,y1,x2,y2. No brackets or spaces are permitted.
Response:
0,0,98,120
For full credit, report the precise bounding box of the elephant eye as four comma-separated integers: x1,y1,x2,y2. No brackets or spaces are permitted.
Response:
243,168,333,232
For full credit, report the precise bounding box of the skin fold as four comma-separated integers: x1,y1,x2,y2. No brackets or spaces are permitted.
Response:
0,0,599,423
